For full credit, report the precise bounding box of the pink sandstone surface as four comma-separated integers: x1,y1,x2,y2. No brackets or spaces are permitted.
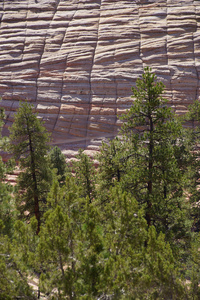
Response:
0,0,200,158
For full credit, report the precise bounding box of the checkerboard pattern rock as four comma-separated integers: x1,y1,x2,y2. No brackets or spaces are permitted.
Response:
1,0,200,156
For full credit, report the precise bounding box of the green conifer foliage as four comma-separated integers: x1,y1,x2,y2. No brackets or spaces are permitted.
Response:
72,149,96,202
0,222,37,300
97,138,129,192
0,181,14,237
3,70,200,299
99,185,147,298
133,226,187,299
36,176,104,299
184,101,200,232
0,107,32,298
37,176,81,299
76,197,104,298
120,67,192,251
10,101,52,234
49,146,67,184
0,106,14,236
187,233,200,299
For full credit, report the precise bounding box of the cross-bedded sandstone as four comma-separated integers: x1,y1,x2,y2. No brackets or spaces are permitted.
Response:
0,0,200,157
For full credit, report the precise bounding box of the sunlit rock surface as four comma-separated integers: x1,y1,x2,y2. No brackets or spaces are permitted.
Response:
1,0,200,157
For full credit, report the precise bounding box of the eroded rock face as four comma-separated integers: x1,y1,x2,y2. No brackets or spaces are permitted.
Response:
0,0,200,157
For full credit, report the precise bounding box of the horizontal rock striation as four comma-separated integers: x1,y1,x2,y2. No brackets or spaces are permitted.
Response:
0,0,200,157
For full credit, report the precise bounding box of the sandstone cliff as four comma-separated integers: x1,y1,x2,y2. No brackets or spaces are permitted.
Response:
0,0,200,157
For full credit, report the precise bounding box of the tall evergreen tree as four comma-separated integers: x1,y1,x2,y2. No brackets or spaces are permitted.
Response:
118,67,192,251
0,106,35,299
37,176,84,299
10,101,52,234
0,231,36,300
183,100,200,231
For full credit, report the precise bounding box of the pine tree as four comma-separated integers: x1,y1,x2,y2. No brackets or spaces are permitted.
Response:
36,176,81,299
187,233,200,299
98,185,147,298
76,196,104,298
97,138,128,192
36,176,104,299
49,146,67,185
140,226,187,299
72,149,96,203
120,67,192,252
10,101,52,234
0,219,37,300
183,101,200,231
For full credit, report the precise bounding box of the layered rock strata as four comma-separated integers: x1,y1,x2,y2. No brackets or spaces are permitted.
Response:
0,0,200,157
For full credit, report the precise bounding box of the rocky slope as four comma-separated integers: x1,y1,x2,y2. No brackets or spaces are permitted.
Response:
0,0,200,157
